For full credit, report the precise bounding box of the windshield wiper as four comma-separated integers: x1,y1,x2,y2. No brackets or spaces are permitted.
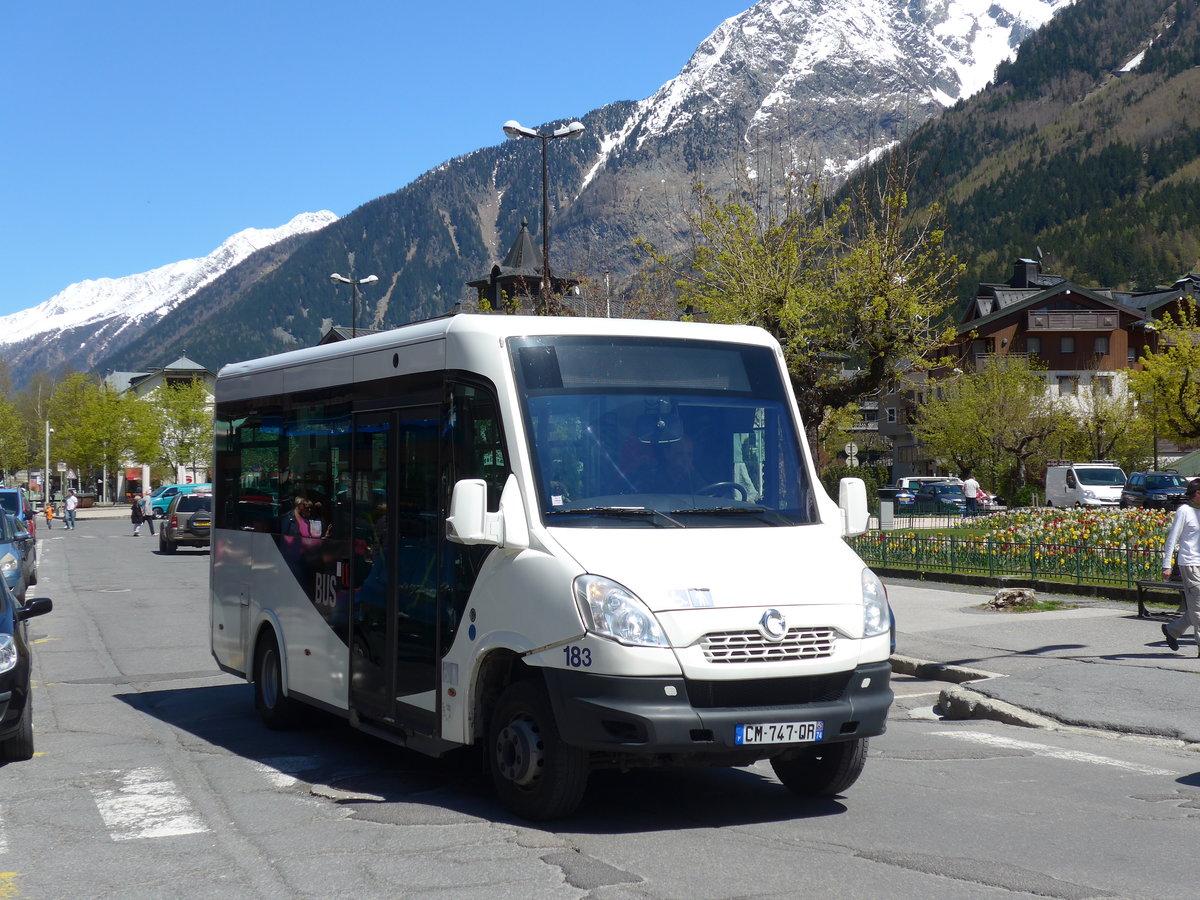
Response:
546,507,685,528
670,506,792,525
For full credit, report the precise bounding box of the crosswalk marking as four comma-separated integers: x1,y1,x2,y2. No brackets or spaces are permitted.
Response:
936,730,1175,776
92,766,208,841
0,755,326,851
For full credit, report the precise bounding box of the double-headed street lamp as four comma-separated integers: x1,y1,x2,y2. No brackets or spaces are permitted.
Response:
502,118,585,314
329,273,378,339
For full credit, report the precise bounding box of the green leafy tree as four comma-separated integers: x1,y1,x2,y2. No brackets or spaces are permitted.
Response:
1060,375,1152,473
642,162,962,440
153,379,213,481
1128,300,1200,441
911,356,1070,498
0,396,24,482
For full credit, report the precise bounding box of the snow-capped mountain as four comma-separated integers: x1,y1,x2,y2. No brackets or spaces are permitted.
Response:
0,211,336,386
582,0,1073,192
0,211,336,349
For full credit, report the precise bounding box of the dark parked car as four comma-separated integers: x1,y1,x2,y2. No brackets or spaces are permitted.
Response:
0,514,36,603
913,482,967,513
159,492,212,553
0,577,52,762
1120,472,1190,509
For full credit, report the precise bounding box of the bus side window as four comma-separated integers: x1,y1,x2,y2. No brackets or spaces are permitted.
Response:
442,383,508,651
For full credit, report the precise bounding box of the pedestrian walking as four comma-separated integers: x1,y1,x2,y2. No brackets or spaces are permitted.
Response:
141,491,156,536
64,489,78,529
43,502,53,529
131,493,145,536
1159,477,1200,656
963,471,980,516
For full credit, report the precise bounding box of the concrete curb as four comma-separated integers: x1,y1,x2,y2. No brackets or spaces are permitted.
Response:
891,654,1057,730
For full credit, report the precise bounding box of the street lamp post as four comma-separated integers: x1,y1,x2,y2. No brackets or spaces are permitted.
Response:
502,119,585,314
43,421,53,508
329,273,379,339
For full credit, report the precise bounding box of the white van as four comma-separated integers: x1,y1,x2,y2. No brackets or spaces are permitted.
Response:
210,316,893,819
1045,462,1126,507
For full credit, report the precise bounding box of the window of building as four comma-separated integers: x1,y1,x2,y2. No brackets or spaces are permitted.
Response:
886,407,897,424
1057,375,1078,396
1094,376,1113,396
1094,335,1109,355
1026,335,1041,355
1060,336,1075,354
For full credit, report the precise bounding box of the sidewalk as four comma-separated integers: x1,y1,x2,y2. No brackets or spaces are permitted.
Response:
888,576,1200,745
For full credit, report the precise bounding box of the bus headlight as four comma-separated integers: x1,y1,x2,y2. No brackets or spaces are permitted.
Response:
573,575,669,647
0,634,16,674
862,568,890,638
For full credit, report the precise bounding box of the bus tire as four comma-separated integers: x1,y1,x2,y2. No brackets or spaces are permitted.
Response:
488,679,588,820
254,632,302,729
771,737,867,797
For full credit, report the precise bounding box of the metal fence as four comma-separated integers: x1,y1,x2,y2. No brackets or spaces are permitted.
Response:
848,531,1164,588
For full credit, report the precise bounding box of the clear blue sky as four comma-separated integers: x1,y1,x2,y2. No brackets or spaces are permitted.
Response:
0,1,749,319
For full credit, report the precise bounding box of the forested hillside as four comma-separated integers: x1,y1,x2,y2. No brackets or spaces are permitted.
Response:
879,0,1200,300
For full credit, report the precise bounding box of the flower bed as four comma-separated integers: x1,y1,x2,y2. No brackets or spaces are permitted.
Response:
850,507,1175,587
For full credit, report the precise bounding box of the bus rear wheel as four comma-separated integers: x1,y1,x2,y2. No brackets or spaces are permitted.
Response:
488,679,588,820
771,738,868,796
254,633,302,729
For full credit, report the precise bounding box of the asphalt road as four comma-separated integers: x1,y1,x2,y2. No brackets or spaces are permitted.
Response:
5,518,1200,899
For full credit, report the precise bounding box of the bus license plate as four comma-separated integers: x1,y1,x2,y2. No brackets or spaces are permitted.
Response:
735,721,823,745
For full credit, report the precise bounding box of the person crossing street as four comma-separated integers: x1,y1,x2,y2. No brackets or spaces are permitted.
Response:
140,491,156,536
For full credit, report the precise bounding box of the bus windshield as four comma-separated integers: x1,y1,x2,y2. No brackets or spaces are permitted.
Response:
510,336,815,527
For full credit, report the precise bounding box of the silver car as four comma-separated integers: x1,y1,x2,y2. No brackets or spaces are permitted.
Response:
158,492,212,553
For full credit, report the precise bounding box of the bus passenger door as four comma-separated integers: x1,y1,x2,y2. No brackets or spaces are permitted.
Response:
348,407,440,733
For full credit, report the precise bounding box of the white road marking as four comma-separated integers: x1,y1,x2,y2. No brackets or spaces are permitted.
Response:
936,730,1175,776
92,767,208,841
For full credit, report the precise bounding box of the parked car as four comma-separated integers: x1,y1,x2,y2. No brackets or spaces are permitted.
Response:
159,492,212,553
1120,472,1191,509
0,577,52,762
150,482,212,518
913,482,967,513
0,514,36,603
0,488,36,541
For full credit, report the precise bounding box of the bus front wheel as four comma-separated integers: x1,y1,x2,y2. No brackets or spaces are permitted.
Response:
771,737,868,796
488,679,589,820
254,633,302,729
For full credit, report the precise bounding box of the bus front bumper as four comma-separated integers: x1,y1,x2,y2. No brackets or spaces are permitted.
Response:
541,661,892,757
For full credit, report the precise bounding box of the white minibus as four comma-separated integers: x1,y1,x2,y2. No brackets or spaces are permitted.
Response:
210,315,892,819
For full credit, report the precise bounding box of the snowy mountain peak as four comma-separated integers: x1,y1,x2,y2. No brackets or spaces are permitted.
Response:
583,0,1072,186
0,210,337,348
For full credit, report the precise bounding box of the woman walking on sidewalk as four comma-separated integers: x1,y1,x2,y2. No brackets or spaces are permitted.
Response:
1160,478,1200,656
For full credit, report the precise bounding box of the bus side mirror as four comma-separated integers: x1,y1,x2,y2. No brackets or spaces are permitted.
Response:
446,476,529,551
839,477,869,537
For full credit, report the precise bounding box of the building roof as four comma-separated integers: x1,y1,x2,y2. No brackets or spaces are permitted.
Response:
318,325,382,345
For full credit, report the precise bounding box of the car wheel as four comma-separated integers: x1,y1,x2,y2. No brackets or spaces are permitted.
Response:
488,679,589,820
28,566,37,587
254,632,303,729
771,737,868,797
160,534,177,553
0,697,35,763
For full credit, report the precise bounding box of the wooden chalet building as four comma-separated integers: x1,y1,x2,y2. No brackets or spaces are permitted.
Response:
882,259,1200,479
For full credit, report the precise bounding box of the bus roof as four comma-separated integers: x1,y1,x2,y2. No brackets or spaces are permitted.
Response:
215,315,777,382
